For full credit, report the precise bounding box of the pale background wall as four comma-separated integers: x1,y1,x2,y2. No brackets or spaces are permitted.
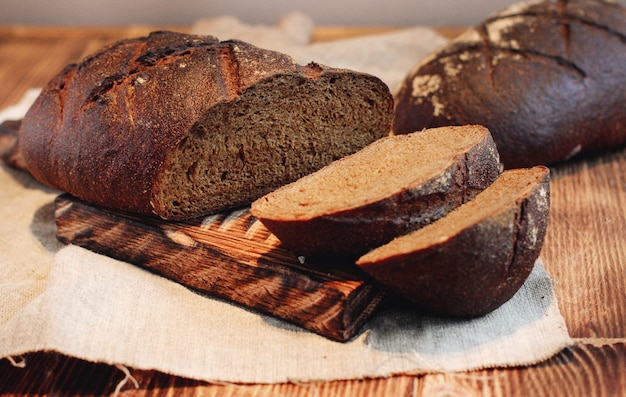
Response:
3,0,624,27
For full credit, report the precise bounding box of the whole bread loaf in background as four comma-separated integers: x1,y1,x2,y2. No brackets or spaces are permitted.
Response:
393,0,626,169
17,31,394,220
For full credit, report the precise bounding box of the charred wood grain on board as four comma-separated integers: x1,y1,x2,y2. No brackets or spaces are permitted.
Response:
54,193,387,342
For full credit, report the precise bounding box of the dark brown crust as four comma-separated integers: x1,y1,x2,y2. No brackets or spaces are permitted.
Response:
18,31,392,219
252,126,502,260
21,32,221,214
356,166,550,317
393,0,626,169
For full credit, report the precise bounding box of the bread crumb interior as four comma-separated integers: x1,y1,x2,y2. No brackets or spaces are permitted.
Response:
154,73,392,219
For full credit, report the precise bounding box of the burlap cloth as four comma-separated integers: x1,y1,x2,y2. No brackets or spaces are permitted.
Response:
0,13,573,384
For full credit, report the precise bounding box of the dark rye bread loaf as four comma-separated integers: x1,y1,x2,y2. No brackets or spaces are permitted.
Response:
250,125,503,260
357,166,550,317
17,31,393,220
393,0,626,169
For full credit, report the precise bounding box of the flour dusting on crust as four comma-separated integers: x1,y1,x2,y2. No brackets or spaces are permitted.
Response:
411,74,442,98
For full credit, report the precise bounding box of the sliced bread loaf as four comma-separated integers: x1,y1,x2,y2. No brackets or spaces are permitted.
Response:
250,125,502,259
17,31,394,220
356,166,550,317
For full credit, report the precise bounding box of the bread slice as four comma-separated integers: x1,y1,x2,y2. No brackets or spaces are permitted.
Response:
250,125,502,259
356,166,550,317
18,31,394,220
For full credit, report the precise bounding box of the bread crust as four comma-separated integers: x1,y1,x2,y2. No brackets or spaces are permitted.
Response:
393,0,626,169
19,31,393,219
357,166,550,317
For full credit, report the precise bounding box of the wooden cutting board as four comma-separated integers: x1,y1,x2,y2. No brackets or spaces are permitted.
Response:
54,194,388,342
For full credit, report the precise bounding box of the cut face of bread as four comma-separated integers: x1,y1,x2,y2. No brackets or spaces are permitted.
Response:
251,125,502,259
356,166,550,317
154,70,393,219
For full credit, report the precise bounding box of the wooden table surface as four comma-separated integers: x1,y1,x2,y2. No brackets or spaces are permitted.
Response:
0,25,624,397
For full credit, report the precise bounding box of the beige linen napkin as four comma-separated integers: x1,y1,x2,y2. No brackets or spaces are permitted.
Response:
0,242,571,383
0,16,573,383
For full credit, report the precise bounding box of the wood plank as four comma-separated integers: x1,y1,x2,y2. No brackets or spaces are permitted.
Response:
415,341,626,397
541,149,626,338
54,194,387,342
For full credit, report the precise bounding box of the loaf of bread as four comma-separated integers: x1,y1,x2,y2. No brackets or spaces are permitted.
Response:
250,125,502,259
16,31,394,220
357,166,550,317
393,0,626,169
